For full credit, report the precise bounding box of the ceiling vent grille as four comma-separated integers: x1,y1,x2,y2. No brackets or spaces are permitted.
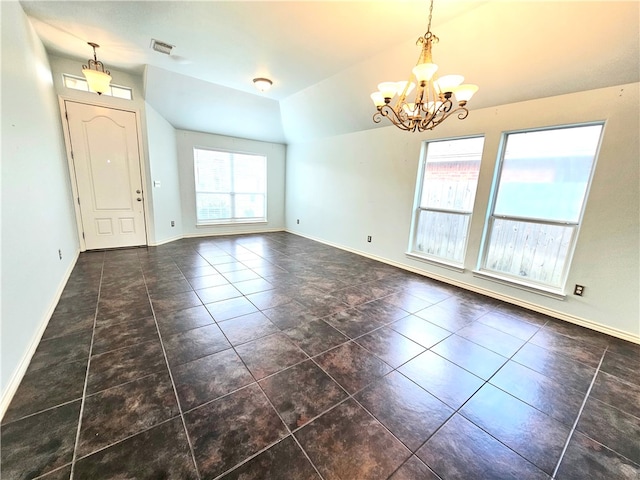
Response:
150,39,174,55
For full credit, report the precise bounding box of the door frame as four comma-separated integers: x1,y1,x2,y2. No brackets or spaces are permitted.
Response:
58,96,151,251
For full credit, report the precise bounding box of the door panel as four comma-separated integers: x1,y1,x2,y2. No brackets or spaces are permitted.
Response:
65,101,147,249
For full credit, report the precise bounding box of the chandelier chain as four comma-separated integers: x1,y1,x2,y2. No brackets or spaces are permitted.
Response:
427,0,434,34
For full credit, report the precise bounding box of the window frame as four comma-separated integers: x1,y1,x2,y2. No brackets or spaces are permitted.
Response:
193,147,268,226
476,122,604,294
407,135,485,270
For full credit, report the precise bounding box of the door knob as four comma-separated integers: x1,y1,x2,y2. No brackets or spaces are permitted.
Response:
137,197,142,202
136,190,141,194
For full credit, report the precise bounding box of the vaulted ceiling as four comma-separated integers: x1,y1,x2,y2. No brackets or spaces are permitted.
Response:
20,1,640,143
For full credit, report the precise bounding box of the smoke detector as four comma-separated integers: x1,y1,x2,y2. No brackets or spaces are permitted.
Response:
150,39,174,55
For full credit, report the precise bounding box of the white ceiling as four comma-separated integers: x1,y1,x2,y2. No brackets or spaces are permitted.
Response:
20,1,640,143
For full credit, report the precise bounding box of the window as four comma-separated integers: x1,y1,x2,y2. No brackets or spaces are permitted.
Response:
409,136,485,265
62,74,133,100
480,124,602,290
193,148,267,224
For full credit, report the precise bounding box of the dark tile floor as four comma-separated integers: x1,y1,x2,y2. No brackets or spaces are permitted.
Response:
2,232,639,480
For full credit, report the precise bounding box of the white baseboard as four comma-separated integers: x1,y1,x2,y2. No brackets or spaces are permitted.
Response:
0,249,81,421
181,227,285,239
147,234,184,247
286,230,640,345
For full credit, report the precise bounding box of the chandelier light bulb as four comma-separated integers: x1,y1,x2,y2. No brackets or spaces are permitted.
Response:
371,0,478,132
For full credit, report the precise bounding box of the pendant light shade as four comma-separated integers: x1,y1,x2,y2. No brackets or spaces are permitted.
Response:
82,42,111,95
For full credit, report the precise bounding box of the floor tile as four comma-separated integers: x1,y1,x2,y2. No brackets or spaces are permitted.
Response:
217,311,279,345
529,329,604,367
382,291,433,314
2,359,86,424
172,348,254,411
356,371,453,452
493,303,550,327
577,397,640,464
0,401,80,480
262,301,316,330
389,455,441,480
399,351,484,409
283,319,349,356
151,290,203,315
431,334,507,380
295,398,411,480
599,350,640,387
314,342,392,394
589,370,640,418
214,261,248,274
356,299,408,325
417,414,549,480
460,383,570,474
246,289,295,310
145,277,193,296
184,383,288,479
91,316,158,355
163,323,231,367
87,339,167,394
219,436,320,480
555,431,640,480
236,332,308,380
511,342,596,393
413,305,477,332
28,330,92,371
187,273,229,290
476,310,541,340
490,360,584,426
155,305,215,336
181,264,218,279
76,372,179,457
456,322,526,357
73,418,198,479
96,297,153,324
389,315,451,349
41,309,95,340
543,319,610,350
260,359,347,430
324,308,386,338
205,295,259,322
37,464,72,479
233,277,275,295
355,326,425,368
606,337,640,359
434,296,491,321
195,283,242,304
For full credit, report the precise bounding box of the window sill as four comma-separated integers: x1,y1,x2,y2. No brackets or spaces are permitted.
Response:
472,270,567,300
405,252,465,273
196,219,268,228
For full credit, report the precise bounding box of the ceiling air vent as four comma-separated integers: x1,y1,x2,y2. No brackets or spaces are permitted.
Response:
150,39,174,55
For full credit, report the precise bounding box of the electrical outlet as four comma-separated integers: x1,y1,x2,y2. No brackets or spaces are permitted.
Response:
367,236,372,243
58,249,62,260
171,220,175,227
574,284,585,296
297,219,300,224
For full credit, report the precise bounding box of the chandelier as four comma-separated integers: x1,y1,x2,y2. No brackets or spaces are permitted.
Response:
82,42,112,95
371,0,478,132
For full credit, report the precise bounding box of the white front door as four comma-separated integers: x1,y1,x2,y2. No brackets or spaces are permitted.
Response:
64,101,147,250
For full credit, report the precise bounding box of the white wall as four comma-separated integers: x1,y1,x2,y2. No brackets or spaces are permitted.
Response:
285,83,640,340
144,103,183,244
1,2,80,408
175,130,286,236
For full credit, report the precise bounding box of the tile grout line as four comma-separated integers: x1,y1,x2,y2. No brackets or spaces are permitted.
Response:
550,347,607,479
141,255,203,480
69,251,106,480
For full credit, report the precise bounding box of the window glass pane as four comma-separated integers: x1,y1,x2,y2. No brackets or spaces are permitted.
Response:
195,150,231,192
111,86,133,100
414,210,470,264
494,125,601,222
196,193,231,221
484,218,575,287
234,194,265,219
233,154,266,193
193,148,267,224
420,136,484,211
